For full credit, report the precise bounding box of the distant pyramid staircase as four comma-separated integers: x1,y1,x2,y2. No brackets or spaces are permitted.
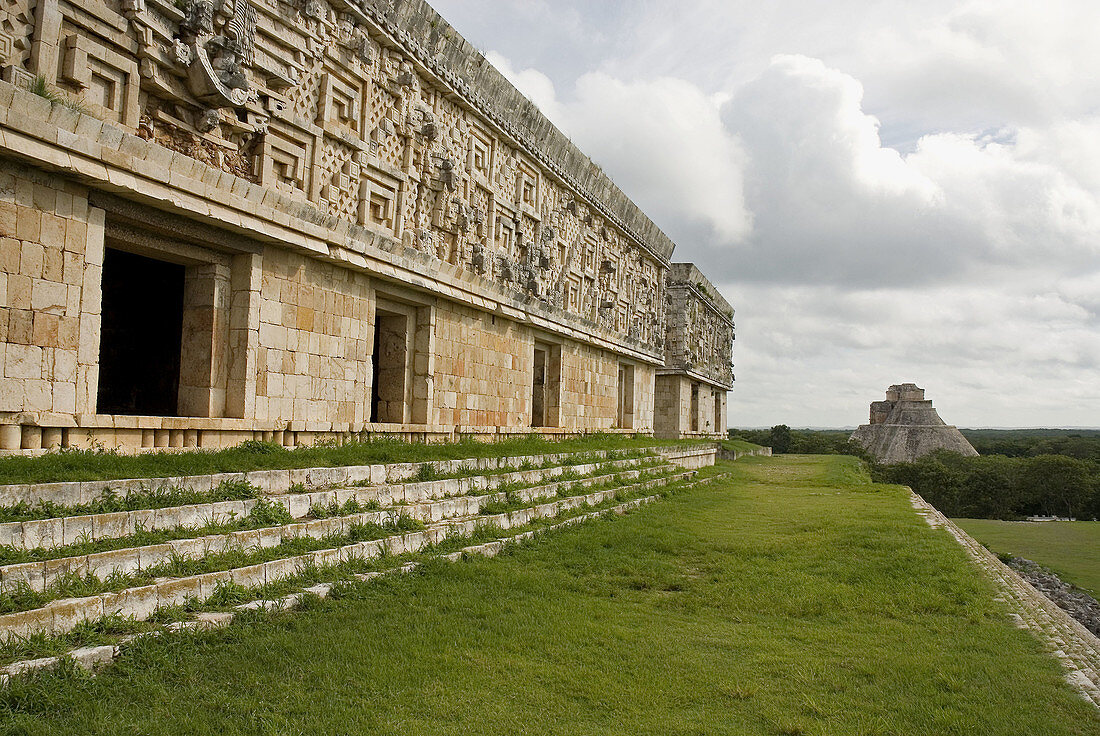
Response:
850,383,978,464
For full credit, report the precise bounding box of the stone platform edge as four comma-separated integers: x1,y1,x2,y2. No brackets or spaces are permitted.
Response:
910,490,1100,708
0,443,720,507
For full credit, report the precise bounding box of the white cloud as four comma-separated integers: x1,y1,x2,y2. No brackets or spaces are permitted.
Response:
490,55,752,242
433,2,1100,427
907,128,1100,269
727,283,1100,427
859,0,1100,132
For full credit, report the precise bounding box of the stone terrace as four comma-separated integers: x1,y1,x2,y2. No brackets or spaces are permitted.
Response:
0,443,732,677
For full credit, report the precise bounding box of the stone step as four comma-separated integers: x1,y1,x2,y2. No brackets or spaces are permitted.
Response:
0,444,718,508
0,464,676,595
0,471,734,686
0,470,697,642
0,454,661,550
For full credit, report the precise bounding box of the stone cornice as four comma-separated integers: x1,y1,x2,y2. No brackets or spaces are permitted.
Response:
656,367,734,392
668,262,734,325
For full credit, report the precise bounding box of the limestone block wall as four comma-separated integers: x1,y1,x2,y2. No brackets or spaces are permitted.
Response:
635,364,656,433
654,374,683,438
255,248,373,427
0,161,100,434
430,301,654,431
0,138,662,452
560,342,616,431
654,373,726,439
431,301,530,427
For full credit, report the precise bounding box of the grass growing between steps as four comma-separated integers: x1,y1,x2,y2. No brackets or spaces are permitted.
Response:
3,455,1095,735
954,518,1100,597
0,470,685,615
0,514,424,615
0,498,294,566
0,479,264,524
0,434,703,486
0,471,700,666
0,457,651,565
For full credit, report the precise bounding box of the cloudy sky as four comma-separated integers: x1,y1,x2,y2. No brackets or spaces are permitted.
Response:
431,0,1100,428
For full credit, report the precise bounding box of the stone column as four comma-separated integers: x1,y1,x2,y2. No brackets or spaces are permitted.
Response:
225,253,261,419
411,304,435,425
178,262,231,417
75,206,104,415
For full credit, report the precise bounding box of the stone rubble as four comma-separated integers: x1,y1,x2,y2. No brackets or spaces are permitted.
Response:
909,491,1100,708
1008,557,1100,638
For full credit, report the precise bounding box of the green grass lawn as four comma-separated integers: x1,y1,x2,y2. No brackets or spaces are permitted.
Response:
2,455,1096,735
954,518,1100,596
721,438,765,453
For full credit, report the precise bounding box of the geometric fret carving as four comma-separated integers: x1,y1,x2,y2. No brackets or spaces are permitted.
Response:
61,33,140,128
10,0,671,351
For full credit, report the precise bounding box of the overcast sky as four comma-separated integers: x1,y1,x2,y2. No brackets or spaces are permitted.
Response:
430,0,1100,428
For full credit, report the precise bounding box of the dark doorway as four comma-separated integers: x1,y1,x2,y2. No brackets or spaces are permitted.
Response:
371,309,409,423
97,248,185,416
531,345,547,427
690,383,700,432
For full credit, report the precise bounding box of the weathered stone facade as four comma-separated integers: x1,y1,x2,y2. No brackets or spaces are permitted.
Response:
653,264,734,438
0,0,728,452
851,384,978,464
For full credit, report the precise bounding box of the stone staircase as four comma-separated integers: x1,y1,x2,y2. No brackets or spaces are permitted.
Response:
0,444,722,680
910,492,1100,708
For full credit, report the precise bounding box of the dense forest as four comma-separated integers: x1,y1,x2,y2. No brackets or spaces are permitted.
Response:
729,427,1100,520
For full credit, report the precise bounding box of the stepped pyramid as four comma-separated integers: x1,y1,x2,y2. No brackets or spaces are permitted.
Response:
850,384,978,464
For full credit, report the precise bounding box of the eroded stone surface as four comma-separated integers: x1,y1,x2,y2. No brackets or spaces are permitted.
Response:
654,265,733,438
851,383,978,464
0,0,732,451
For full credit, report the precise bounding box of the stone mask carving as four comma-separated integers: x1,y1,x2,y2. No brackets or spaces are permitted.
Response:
178,0,256,110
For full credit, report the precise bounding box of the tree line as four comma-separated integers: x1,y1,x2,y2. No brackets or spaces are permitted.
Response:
729,426,1100,520
729,426,864,456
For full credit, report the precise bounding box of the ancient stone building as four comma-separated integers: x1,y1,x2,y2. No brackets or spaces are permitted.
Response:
654,264,733,438
851,384,978,464
0,0,733,453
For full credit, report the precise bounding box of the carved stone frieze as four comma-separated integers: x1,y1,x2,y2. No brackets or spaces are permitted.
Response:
2,0,674,352
663,263,734,388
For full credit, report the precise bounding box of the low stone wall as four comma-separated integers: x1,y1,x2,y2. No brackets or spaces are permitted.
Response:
910,491,1100,708
717,446,772,462
663,444,719,469
0,417,641,457
0,443,717,508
